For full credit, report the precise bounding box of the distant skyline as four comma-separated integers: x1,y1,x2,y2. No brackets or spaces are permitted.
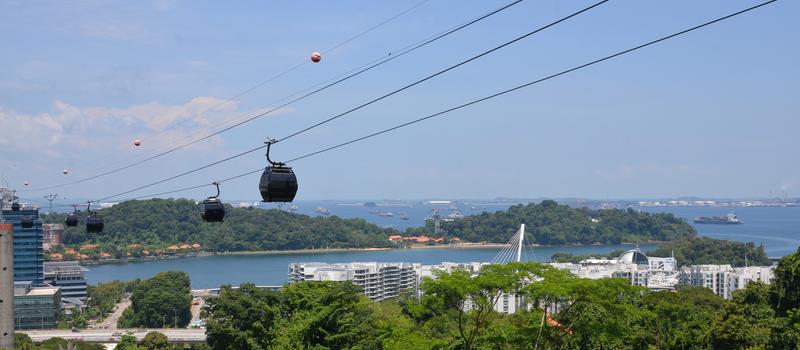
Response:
1,1,798,202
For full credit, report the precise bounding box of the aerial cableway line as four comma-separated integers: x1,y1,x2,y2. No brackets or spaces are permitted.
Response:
88,0,777,203
24,0,433,185
20,0,522,194
91,0,608,202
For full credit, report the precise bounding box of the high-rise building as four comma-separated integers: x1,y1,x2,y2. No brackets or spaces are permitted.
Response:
44,261,88,308
1,205,44,285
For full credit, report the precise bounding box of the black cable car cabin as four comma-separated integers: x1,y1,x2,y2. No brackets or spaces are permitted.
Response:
65,206,79,227
202,198,225,222
85,203,103,233
11,202,20,211
86,214,104,233
20,216,34,229
259,166,298,202
65,213,78,227
259,140,298,203
201,182,225,222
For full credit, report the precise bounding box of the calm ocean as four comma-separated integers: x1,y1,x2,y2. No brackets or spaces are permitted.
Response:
85,201,799,288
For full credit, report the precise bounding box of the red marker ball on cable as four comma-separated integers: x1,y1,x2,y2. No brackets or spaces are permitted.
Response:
134,139,141,146
311,52,321,63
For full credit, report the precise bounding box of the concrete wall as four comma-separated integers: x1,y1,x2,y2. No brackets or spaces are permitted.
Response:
0,223,14,349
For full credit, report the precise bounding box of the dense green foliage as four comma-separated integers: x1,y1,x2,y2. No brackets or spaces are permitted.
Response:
408,200,696,244
205,282,378,349
772,249,800,315
112,331,209,350
13,335,104,350
117,272,191,328
204,248,800,349
43,198,393,252
550,250,624,263
648,237,771,266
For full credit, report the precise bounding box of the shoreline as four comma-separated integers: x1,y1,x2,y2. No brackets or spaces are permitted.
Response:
74,242,658,266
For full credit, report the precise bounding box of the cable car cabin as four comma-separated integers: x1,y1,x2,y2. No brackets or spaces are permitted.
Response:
20,216,34,229
259,166,298,202
86,214,104,233
65,213,78,227
201,198,225,222
11,202,20,211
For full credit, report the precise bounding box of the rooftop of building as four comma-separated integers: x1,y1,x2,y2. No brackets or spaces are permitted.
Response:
44,261,89,273
25,287,60,296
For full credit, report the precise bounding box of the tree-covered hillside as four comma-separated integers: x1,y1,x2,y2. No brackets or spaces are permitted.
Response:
648,237,771,267
408,200,696,244
43,198,393,251
43,199,698,253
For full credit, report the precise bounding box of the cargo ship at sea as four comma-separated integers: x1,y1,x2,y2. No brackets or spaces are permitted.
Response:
692,213,743,225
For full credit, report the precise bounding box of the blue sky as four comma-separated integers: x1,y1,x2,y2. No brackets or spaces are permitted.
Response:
1,0,797,202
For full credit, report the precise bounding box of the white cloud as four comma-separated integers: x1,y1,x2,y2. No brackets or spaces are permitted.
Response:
0,97,292,167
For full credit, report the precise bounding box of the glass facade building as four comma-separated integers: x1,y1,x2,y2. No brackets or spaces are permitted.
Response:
13,281,61,330
1,207,44,285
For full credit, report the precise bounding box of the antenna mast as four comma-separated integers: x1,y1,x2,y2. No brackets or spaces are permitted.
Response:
43,194,58,215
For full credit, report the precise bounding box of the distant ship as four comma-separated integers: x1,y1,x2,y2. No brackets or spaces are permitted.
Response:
693,213,743,225
378,211,393,217
399,212,409,220
286,205,299,212
315,207,331,215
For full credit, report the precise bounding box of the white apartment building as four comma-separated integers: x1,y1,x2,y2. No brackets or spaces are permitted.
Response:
681,265,774,299
288,262,419,301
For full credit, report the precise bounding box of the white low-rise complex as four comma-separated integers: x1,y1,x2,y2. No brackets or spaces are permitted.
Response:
288,249,774,308
288,262,419,301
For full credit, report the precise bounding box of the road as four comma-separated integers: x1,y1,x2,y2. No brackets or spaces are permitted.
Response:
90,298,131,330
190,297,205,325
20,329,206,343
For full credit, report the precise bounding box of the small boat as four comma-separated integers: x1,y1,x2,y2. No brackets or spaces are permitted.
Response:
399,212,409,220
286,205,299,212
378,211,393,217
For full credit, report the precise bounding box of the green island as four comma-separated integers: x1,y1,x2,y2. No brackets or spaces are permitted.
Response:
39,199,770,267
43,199,707,260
